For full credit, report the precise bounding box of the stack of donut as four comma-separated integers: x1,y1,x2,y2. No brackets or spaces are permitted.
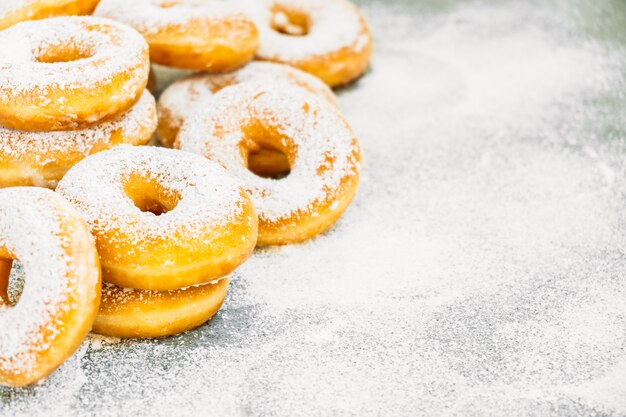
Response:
0,16,156,188
0,0,372,387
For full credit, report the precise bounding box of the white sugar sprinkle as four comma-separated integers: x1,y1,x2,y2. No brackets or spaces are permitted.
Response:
177,82,360,222
56,145,248,261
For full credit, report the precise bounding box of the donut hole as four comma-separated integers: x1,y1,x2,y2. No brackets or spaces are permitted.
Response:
248,145,292,179
270,6,311,36
241,123,294,179
0,259,25,307
35,41,95,64
124,175,181,216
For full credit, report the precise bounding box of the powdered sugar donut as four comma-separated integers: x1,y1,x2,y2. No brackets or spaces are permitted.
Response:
0,0,100,30
57,145,258,291
177,82,361,246
157,61,338,148
249,0,373,87
0,16,149,131
94,0,258,71
0,187,101,387
0,91,157,189
94,278,229,338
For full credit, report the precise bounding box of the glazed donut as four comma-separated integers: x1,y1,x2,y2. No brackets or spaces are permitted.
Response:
0,16,150,131
0,187,101,387
0,0,101,30
57,145,258,291
157,61,338,149
93,278,229,338
94,0,259,71
177,82,361,246
0,91,157,189
248,0,373,87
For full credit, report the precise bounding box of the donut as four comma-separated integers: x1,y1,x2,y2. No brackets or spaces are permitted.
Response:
0,91,157,189
93,278,229,339
248,0,373,87
56,145,258,291
0,16,150,131
157,61,338,149
94,0,259,71
0,187,101,387
177,82,361,246
0,0,101,30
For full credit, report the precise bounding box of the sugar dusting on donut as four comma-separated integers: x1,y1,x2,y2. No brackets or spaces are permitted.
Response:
94,0,254,37
158,62,337,141
0,188,97,379
56,145,246,252
0,16,147,99
178,82,361,222
0,91,156,164
250,0,370,62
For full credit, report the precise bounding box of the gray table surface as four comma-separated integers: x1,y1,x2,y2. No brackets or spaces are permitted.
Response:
2,0,626,416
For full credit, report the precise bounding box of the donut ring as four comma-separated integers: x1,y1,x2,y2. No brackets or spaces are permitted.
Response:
93,278,229,339
157,61,338,149
249,0,373,87
57,145,258,291
0,91,157,189
177,83,361,246
0,16,150,131
0,0,101,30
0,187,101,387
94,0,259,72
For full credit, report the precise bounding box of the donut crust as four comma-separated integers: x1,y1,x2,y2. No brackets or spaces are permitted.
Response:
93,278,229,339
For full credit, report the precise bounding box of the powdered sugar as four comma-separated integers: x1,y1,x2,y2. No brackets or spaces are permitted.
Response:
94,0,253,37
0,16,147,103
56,145,247,257
248,0,370,62
3,0,626,415
0,188,97,382
177,82,360,222
0,91,157,187
157,61,337,145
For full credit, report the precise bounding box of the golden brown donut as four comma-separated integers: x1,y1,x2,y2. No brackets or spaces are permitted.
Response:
157,61,338,149
0,91,157,189
57,145,258,291
0,16,149,131
93,278,229,339
95,0,259,71
0,0,101,30
177,82,361,246
0,187,101,387
249,0,373,87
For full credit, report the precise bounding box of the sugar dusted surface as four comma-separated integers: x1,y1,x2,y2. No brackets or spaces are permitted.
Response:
178,82,360,223
0,91,156,162
158,61,337,138
249,0,370,62
56,145,246,251
0,188,96,381
0,16,147,102
94,0,254,37
4,0,626,415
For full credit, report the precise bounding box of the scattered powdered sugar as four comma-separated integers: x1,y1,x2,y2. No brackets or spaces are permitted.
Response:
56,145,247,259
0,188,96,382
177,82,360,222
246,0,370,62
94,0,254,37
3,0,626,415
158,61,337,145
0,91,156,183
0,16,147,101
